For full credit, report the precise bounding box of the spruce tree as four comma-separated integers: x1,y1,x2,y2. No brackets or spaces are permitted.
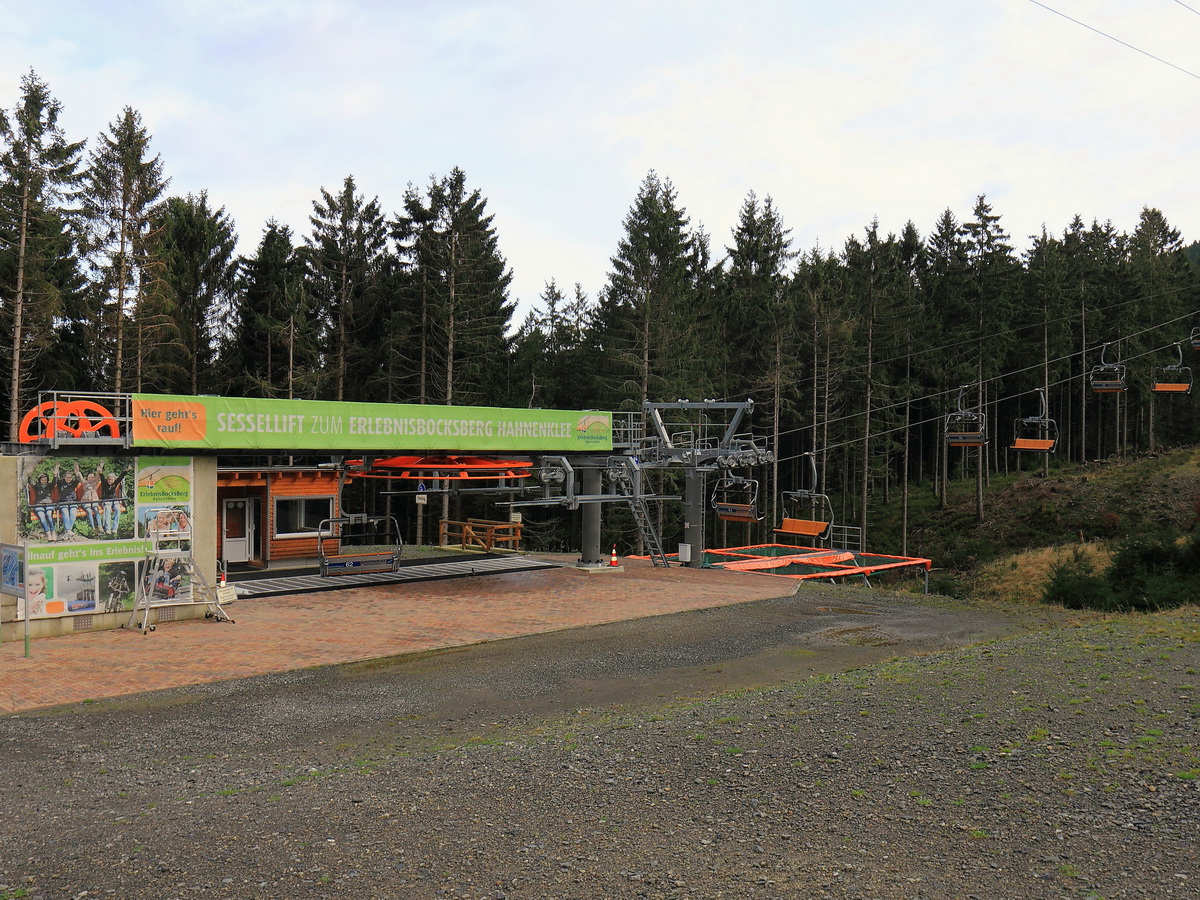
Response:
0,70,86,437
393,168,514,406
718,191,796,528
718,192,795,393
1062,215,1123,460
1126,208,1197,449
227,221,320,398
958,195,1019,520
842,221,909,543
589,171,707,409
152,191,237,394
512,279,591,408
895,219,927,553
81,106,169,392
432,168,514,406
923,208,970,509
304,175,388,401
393,180,439,404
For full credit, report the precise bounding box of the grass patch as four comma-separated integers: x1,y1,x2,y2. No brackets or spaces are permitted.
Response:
975,543,1113,605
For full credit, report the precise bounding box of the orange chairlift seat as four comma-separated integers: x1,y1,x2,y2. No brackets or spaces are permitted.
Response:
775,453,834,542
1089,342,1127,393
1010,388,1059,453
711,474,765,524
945,385,987,448
1151,343,1193,395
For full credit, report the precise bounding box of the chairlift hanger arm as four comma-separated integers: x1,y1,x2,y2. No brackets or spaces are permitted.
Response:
944,384,987,445
777,487,834,540
711,473,764,522
1151,342,1192,393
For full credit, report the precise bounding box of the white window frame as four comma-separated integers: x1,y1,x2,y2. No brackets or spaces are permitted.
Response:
274,496,334,539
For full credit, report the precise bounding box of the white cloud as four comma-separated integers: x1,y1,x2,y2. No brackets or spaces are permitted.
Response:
2,0,1198,322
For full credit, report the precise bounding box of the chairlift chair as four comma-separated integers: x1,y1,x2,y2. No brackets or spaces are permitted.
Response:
1151,342,1193,395
775,453,834,542
711,475,764,523
945,385,987,448
1190,326,1200,352
317,514,403,576
1010,388,1059,453
1089,342,1127,393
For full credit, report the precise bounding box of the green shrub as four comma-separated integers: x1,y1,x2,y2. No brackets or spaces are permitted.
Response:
1106,531,1183,583
1042,554,1114,610
928,570,966,599
1044,530,1200,612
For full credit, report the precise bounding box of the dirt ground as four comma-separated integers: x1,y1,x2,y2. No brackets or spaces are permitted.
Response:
2,584,1197,900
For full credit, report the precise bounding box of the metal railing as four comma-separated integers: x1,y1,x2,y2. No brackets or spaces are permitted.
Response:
19,391,133,448
829,523,864,553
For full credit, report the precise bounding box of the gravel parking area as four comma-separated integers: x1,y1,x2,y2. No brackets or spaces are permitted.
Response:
1,585,1197,899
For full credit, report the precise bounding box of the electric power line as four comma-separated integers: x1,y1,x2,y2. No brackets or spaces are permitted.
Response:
720,280,1200,440
1029,0,1200,81
774,308,1199,464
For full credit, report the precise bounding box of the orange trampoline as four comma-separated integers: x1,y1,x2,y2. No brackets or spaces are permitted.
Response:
698,544,932,588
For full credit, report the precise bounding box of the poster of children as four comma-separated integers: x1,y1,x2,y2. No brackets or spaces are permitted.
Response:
140,506,192,541
18,456,135,543
18,565,52,618
136,459,194,547
142,556,192,605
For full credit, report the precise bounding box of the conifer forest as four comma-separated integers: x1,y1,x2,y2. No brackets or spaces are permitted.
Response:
4,71,1200,551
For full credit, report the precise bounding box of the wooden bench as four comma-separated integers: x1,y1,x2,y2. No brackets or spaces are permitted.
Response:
775,517,831,540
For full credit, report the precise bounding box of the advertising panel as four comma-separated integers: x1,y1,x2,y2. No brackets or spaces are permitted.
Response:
130,394,612,452
14,455,193,618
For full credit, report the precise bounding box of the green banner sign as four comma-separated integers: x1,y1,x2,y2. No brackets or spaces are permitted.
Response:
25,539,152,566
131,395,612,452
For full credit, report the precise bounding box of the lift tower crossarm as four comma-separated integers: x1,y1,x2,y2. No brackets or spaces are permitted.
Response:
642,400,760,465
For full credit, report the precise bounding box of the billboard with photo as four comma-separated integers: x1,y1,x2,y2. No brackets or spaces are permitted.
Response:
14,455,194,619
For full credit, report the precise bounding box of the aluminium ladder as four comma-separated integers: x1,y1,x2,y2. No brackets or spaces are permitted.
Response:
126,512,234,634
607,457,670,567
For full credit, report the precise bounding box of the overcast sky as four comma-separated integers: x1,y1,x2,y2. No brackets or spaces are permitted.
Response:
2,1,1198,323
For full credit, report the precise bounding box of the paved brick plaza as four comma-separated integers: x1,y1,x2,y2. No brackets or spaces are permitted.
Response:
1,557,795,714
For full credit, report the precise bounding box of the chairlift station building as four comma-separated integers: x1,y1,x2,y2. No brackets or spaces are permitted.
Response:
1,391,929,642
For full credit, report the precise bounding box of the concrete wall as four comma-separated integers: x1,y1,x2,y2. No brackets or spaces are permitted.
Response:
193,456,217,582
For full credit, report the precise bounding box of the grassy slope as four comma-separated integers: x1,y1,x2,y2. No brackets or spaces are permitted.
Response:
867,446,1200,600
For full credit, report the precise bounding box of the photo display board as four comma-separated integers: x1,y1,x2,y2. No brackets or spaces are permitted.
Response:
14,455,193,619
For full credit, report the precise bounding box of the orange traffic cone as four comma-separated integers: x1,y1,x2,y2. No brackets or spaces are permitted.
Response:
610,544,619,567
